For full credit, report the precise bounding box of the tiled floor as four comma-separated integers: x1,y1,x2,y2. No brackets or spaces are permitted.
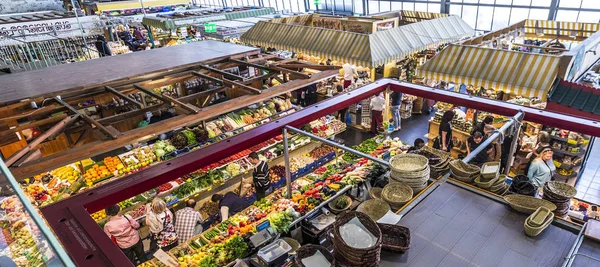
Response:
379,183,579,267
575,138,600,204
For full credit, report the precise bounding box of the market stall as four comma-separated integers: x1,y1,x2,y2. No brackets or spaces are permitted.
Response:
84,0,190,16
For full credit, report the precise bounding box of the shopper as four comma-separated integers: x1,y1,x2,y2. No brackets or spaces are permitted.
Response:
485,127,502,162
407,138,425,153
103,204,146,264
174,199,203,243
334,84,348,123
532,131,551,158
249,152,271,200
94,35,112,57
342,63,358,89
472,115,494,135
435,110,455,152
369,93,385,134
390,91,402,131
307,83,318,106
146,198,178,251
133,27,145,41
467,131,489,166
527,147,556,193
212,184,252,222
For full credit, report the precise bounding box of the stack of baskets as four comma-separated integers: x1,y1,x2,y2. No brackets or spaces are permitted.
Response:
524,206,554,237
381,182,413,210
450,159,480,184
421,146,451,178
474,162,508,195
543,181,577,217
389,154,430,194
332,211,382,267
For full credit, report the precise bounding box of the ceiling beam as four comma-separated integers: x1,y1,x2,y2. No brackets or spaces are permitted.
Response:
133,84,200,114
0,114,68,138
192,71,224,85
222,78,262,95
197,64,245,81
105,86,143,108
53,97,119,139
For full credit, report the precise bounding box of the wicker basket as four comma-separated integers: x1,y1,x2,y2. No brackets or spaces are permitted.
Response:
295,244,334,267
503,194,557,214
449,160,481,177
475,175,498,190
328,195,353,214
451,172,479,184
545,181,577,199
369,187,383,200
356,199,391,221
390,154,429,178
509,175,536,196
332,211,382,267
480,162,500,181
524,207,554,237
382,182,413,208
411,182,428,195
390,165,431,181
389,176,429,187
376,223,410,253
421,145,450,163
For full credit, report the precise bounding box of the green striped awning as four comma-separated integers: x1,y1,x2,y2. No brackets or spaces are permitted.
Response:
241,15,474,68
224,8,275,20
142,8,275,31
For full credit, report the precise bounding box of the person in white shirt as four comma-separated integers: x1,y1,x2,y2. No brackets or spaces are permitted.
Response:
370,93,385,134
342,63,358,89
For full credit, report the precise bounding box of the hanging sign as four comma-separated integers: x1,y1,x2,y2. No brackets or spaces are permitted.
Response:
314,0,320,5
204,23,217,33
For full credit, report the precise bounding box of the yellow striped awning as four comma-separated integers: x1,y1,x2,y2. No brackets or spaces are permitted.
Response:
524,19,600,39
417,44,560,100
241,16,473,68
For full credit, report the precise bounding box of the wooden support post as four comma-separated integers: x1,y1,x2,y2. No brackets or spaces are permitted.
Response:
105,86,143,108
133,84,200,114
53,97,119,139
232,59,310,79
5,115,76,166
222,78,262,95
192,71,224,85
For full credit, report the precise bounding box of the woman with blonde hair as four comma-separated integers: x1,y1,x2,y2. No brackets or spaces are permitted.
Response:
146,198,178,251
527,147,556,196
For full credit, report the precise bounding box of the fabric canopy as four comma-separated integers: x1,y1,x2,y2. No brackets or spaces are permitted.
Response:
417,44,560,100
142,7,275,31
241,15,473,68
525,19,600,38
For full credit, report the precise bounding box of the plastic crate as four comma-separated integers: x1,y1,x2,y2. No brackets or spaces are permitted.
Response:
165,195,179,207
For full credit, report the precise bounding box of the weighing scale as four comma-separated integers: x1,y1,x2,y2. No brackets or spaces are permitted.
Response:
249,221,293,267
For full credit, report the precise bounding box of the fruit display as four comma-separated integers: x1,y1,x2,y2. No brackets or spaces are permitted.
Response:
91,210,107,222
309,145,336,158
103,156,123,174
84,164,112,185
304,115,347,137
48,165,80,185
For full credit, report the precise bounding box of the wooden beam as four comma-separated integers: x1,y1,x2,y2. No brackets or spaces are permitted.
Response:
11,150,42,167
53,97,119,139
0,104,60,122
0,114,68,138
105,86,143,108
48,114,80,140
5,115,75,166
133,84,200,114
247,54,279,63
277,63,341,71
192,71,224,85
197,64,245,81
222,78,262,95
230,59,273,71
265,64,310,79
9,69,339,180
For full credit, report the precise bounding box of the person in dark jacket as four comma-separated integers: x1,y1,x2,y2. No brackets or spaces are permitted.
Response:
94,35,112,57
472,115,494,135
306,83,318,106
390,91,402,131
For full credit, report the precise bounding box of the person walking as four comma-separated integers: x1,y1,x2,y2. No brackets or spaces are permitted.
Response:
103,204,146,264
146,198,178,251
174,199,203,243
94,35,112,57
248,152,271,200
369,93,385,134
390,91,402,131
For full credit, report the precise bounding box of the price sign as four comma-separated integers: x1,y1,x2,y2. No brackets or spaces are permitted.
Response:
314,0,320,5
204,23,217,33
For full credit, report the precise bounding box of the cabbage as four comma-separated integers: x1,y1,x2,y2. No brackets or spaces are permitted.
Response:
165,145,176,153
154,148,166,158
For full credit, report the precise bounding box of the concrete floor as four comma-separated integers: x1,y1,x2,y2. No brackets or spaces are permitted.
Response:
379,183,580,267
575,138,600,205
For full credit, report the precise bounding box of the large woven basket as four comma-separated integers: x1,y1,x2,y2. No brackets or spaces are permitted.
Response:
369,187,383,200
480,162,500,180
356,199,391,221
389,175,429,187
295,244,334,267
474,175,498,190
390,165,431,181
504,194,557,214
382,182,413,209
449,159,480,177
545,181,577,199
333,211,382,267
524,207,554,237
390,154,429,178
422,145,450,162
377,223,410,253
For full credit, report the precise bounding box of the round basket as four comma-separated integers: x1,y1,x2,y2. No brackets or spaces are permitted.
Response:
377,223,410,253
356,199,390,221
382,182,413,207
390,175,428,187
474,175,498,190
295,244,334,267
449,159,480,177
524,207,554,237
411,181,428,195
328,195,353,214
390,154,429,178
391,165,431,180
451,171,478,184
421,145,450,163
503,194,557,214
333,211,382,266
369,187,383,200
545,181,577,199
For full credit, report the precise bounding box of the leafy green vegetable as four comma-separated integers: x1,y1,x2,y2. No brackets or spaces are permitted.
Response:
199,255,218,267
